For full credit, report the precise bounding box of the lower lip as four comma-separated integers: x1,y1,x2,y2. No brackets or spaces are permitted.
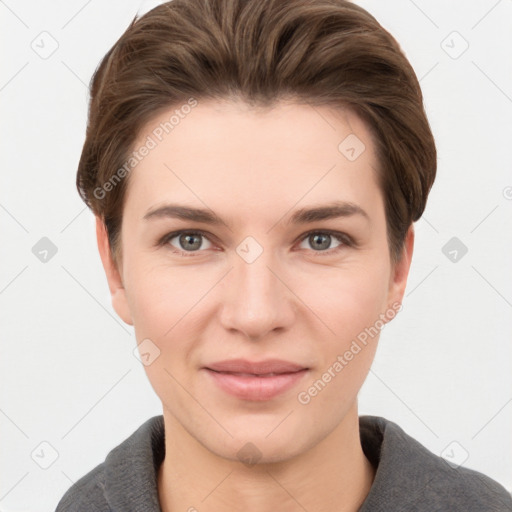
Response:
204,368,309,401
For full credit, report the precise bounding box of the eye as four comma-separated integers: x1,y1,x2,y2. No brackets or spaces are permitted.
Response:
164,230,214,256
297,230,350,255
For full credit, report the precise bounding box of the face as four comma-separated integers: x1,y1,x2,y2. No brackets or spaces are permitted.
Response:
97,99,413,463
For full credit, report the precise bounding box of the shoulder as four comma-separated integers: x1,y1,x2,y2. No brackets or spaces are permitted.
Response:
54,415,165,512
359,415,512,511
55,461,109,511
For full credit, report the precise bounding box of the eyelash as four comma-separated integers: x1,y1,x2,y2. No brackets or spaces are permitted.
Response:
158,229,354,258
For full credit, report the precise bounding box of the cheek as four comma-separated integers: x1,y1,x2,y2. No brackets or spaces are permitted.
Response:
125,262,203,408
124,256,209,338
296,267,387,413
306,262,390,341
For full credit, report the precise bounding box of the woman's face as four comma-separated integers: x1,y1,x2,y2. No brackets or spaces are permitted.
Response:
98,99,413,463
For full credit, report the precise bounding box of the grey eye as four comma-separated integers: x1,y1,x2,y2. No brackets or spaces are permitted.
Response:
299,233,343,251
169,232,212,252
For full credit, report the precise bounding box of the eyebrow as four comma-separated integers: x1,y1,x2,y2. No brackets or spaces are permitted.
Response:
143,200,369,227
285,201,369,225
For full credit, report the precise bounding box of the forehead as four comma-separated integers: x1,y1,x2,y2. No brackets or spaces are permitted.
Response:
124,100,383,226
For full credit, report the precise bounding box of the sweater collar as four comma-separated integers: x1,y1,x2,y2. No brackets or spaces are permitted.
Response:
102,414,469,511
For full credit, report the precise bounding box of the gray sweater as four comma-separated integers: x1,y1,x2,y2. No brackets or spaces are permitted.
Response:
55,415,512,511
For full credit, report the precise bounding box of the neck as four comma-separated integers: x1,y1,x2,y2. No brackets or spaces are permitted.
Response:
157,402,375,512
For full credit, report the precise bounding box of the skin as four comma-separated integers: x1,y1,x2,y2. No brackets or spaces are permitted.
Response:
97,99,414,512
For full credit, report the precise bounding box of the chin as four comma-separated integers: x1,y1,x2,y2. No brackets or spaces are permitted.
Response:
203,418,313,465
220,436,308,467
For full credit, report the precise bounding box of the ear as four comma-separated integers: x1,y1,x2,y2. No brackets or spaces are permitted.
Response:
386,224,414,310
95,216,133,326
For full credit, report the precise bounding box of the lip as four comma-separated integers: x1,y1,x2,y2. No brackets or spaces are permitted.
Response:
203,359,309,401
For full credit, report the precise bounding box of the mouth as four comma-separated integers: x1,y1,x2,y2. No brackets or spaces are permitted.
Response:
202,359,309,401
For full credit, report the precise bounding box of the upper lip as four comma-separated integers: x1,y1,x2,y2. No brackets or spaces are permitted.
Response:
205,359,308,375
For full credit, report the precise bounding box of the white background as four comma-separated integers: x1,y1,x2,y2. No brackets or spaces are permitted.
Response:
1,0,511,510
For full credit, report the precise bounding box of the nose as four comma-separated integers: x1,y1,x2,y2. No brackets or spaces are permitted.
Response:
219,245,296,342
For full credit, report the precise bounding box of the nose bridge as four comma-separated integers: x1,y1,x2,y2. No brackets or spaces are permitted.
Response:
237,249,277,303
220,237,293,339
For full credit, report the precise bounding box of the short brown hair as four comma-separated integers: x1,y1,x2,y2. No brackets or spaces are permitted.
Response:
77,0,436,265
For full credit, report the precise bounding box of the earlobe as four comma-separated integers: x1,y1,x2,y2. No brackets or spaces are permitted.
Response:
95,216,134,326
387,224,415,311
